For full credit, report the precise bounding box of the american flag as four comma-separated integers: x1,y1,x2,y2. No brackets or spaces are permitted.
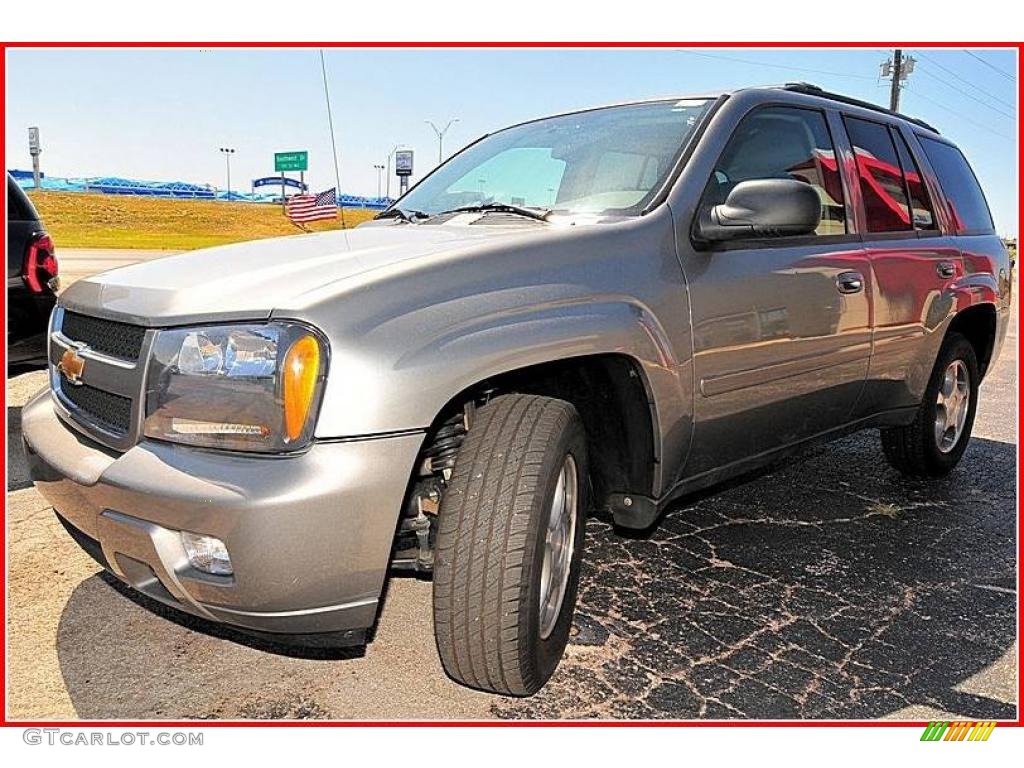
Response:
286,188,338,223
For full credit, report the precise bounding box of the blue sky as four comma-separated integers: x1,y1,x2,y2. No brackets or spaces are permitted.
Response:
4,47,1018,236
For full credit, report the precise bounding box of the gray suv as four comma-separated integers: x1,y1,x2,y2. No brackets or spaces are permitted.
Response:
24,84,1011,696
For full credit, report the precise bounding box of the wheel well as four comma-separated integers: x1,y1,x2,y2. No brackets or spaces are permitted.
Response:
948,304,997,378
424,354,657,508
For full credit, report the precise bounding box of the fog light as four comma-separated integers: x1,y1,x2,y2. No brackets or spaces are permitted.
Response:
180,531,233,576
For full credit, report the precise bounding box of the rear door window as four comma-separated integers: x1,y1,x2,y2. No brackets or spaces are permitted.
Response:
918,137,995,234
843,117,914,233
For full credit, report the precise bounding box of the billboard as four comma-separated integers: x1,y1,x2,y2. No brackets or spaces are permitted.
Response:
395,150,414,177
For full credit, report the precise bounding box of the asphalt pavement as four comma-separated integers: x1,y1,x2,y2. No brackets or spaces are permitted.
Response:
5,250,1017,720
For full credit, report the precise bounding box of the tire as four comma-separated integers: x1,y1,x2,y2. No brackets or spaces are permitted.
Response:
432,394,588,696
881,332,979,477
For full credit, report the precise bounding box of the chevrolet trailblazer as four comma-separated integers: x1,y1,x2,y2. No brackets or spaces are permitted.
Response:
23,84,1010,695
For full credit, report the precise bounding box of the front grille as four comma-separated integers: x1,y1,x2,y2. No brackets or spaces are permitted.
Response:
62,311,147,362
61,381,132,435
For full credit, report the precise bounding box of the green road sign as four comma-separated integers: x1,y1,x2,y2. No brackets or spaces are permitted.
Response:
274,151,308,172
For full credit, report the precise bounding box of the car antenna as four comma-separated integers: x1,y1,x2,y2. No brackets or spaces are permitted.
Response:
319,49,350,247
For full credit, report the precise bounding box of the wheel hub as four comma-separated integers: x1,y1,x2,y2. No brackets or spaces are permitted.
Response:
538,454,578,640
934,359,970,453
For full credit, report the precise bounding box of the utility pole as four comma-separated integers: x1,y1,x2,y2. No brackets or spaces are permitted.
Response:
219,147,235,200
373,164,385,198
426,118,459,164
881,49,915,112
889,49,903,111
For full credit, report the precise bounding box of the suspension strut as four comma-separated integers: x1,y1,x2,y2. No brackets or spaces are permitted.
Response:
390,402,475,573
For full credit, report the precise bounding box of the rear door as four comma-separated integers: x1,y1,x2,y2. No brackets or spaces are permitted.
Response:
678,105,873,477
839,117,960,415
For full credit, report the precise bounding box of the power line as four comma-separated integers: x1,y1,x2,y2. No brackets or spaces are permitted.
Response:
676,50,876,81
915,50,1016,111
963,50,1016,82
903,86,1014,142
915,64,1016,120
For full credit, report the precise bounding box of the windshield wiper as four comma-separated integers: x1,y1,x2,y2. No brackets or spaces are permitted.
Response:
440,203,551,222
375,207,429,223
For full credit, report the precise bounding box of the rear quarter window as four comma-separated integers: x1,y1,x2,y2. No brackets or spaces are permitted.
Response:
918,138,994,234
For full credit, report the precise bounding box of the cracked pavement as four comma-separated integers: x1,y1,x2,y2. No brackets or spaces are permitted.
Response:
5,252,1017,720
493,433,1016,720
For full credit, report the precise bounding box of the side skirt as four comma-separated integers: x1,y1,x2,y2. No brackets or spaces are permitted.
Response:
609,405,918,530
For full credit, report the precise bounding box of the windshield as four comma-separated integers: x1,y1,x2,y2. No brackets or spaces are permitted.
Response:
397,99,713,218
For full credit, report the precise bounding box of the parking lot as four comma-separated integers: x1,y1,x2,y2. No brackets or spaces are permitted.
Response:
5,250,1018,720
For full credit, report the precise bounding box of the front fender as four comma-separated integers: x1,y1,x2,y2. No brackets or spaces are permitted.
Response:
277,211,694,497
313,292,688,473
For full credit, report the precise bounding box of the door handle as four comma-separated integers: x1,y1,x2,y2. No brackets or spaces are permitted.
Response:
936,261,957,279
836,271,864,294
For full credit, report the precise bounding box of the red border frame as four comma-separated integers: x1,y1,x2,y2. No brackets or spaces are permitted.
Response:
1,40,1020,729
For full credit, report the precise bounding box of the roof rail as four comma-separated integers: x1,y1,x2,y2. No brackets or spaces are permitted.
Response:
780,82,940,133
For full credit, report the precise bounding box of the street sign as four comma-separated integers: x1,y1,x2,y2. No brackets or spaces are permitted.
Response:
395,150,414,177
28,126,40,156
253,176,306,191
274,151,308,172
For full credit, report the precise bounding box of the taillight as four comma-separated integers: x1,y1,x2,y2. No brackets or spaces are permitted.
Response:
24,233,58,293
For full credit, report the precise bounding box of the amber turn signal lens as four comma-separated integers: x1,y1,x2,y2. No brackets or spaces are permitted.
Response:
282,334,321,442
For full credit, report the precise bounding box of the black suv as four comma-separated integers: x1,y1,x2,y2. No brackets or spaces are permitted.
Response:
7,173,58,367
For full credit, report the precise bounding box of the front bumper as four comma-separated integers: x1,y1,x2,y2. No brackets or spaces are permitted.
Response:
23,391,423,641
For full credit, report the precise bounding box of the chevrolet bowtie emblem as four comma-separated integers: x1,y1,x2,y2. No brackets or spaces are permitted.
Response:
58,346,87,386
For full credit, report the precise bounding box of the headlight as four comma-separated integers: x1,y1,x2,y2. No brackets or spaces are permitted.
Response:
144,322,327,452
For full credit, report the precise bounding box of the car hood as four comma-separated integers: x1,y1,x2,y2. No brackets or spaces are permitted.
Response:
59,221,550,326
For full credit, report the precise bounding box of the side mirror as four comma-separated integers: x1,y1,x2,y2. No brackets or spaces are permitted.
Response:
696,178,822,243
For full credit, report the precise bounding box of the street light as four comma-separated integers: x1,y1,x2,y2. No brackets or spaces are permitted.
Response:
219,147,235,201
373,164,385,199
385,145,402,199
426,118,459,164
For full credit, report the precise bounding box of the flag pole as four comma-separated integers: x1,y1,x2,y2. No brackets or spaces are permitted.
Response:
319,49,349,237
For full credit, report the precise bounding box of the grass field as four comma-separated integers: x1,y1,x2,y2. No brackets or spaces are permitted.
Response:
27,191,378,250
